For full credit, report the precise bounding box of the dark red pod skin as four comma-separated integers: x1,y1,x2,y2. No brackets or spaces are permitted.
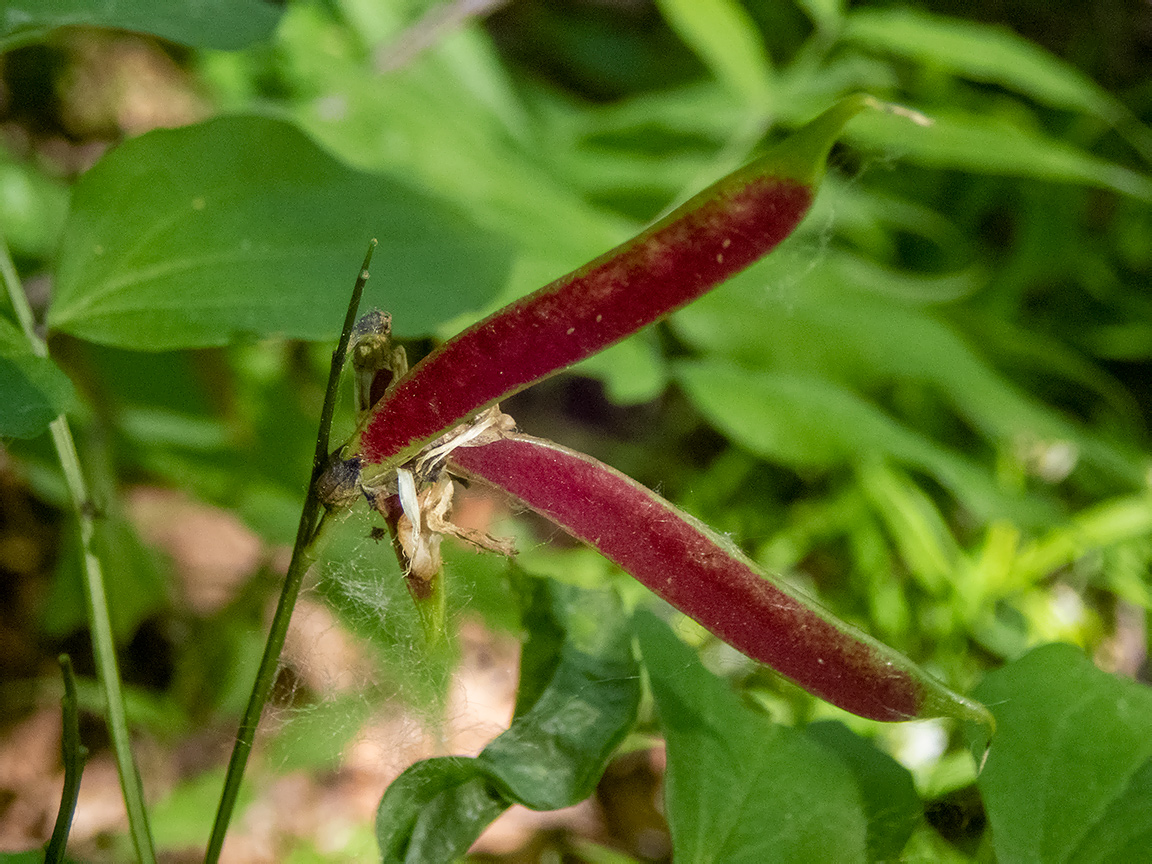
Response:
358,179,808,466
353,98,880,472
450,435,991,725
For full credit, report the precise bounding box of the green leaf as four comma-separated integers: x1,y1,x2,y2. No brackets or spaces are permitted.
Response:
572,333,667,405
635,611,869,863
0,317,75,438
844,8,1128,123
150,768,254,851
47,115,513,350
0,0,282,51
805,720,920,863
282,7,632,272
973,643,1152,863
479,580,640,809
654,0,774,108
375,757,508,864
374,578,640,862
847,108,1152,201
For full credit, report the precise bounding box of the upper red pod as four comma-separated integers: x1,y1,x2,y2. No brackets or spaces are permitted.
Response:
354,96,877,473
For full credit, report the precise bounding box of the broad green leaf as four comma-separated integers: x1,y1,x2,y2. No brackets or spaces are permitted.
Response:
375,757,508,864
844,8,1127,123
374,578,640,861
805,720,920,863
635,611,869,863
0,317,75,438
848,108,1152,201
654,0,774,108
675,359,1044,524
48,115,513,350
973,643,1152,864
478,580,640,809
0,0,282,51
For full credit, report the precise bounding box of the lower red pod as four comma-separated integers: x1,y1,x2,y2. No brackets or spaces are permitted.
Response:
450,434,990,725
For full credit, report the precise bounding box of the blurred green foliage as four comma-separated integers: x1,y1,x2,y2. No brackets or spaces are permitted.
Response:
2,0,1152,861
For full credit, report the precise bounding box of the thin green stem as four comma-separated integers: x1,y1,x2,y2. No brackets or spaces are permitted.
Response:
204,241,377,864
1,236,157,863
46,655,86,864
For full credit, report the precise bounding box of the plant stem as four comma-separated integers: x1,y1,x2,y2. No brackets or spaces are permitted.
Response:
45,655,86,864
204,240,376,863
0,236,157,864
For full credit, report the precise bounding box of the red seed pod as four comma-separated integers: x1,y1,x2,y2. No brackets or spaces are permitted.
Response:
355,97,877,472
449,435,991,725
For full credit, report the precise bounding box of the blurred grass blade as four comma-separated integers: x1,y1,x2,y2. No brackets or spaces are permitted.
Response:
848,108,1152,200
671,264,1147,489
675,360,1049,525
654,0,774,108
1,236,157,862
845,8,1127,123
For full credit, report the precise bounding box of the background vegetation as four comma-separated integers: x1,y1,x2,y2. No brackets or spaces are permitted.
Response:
1,0,1151,861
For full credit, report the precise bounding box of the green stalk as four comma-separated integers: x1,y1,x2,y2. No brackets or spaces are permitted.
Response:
204,240,377,864
0,236,157,863
45,655,86,864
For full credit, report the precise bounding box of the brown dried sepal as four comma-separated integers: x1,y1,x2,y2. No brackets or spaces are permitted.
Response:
368,405,519,597
393,470,516,564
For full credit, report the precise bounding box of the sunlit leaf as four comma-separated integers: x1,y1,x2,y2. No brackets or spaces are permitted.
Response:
654,0,774,108
675,359,1046,523
48,115,513,350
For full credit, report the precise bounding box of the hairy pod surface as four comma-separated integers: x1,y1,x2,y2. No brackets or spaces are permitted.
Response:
356,97,877,471
450,435,991,725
